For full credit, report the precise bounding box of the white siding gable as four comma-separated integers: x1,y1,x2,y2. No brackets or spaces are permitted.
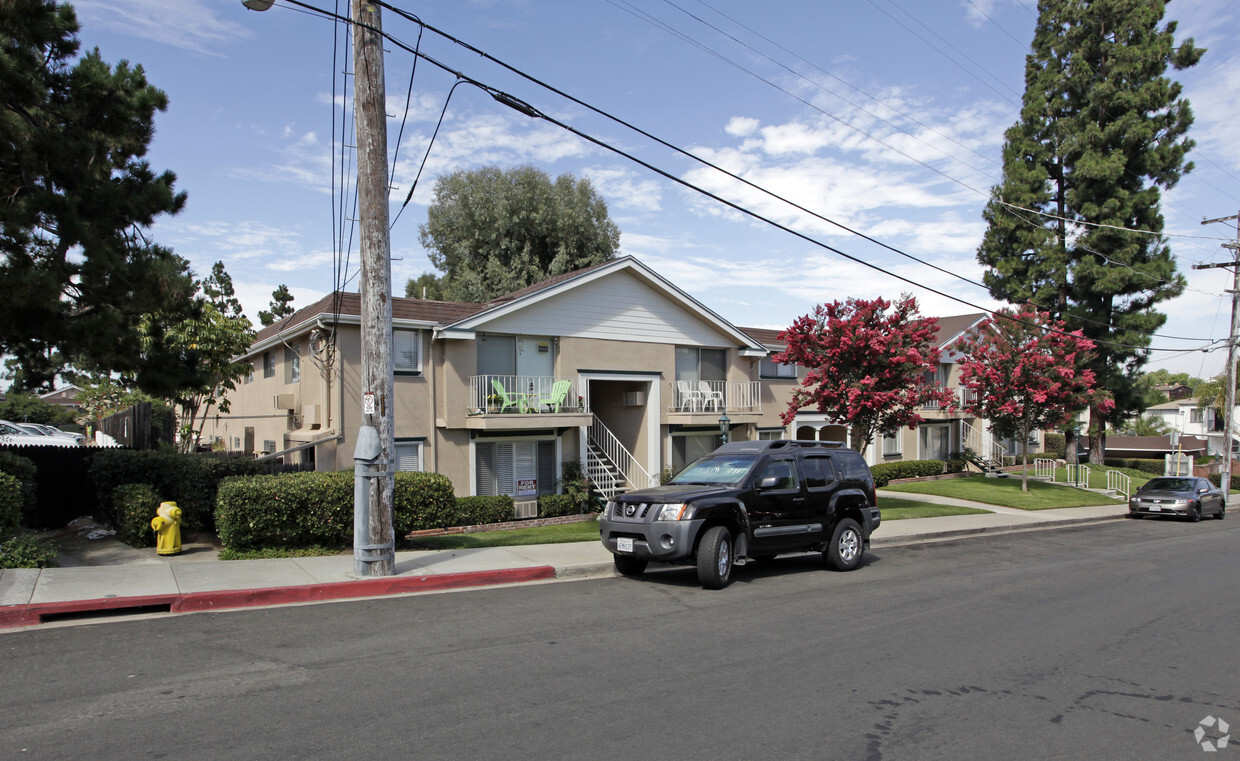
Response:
474,270,734,347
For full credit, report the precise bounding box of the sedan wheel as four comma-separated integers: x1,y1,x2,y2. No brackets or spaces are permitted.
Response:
1190,503,1202,522
1216,502,1226,521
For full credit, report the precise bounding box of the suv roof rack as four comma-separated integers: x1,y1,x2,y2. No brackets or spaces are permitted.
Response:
713,439,847,454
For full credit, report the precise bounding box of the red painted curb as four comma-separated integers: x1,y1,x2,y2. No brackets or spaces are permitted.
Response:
0,566,557,629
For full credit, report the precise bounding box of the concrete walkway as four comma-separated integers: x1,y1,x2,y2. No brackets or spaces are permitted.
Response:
0,496,1147,630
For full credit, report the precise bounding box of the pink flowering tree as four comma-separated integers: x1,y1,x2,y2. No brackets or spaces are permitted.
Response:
954,307,1114,491
775,296,957,455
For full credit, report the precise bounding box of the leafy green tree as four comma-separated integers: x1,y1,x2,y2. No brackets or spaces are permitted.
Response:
258,284,296,326
419,165,620,302
404,272,445,300
0,393,76,427
0,0,196,390
76,375,154,421
135,262,255,452
1115,415,1172,436
976,0,1203,463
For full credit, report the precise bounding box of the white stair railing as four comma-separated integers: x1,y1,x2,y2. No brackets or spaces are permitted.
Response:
960,420,1004,465
589,418,658,494
1034,458,1055,480
585,450,622,500
1106,470,1131,498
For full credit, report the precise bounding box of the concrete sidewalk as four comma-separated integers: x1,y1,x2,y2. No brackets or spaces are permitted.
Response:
0,497,1136,630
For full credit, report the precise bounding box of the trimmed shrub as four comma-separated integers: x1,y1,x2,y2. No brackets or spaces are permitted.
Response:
1042,433,1066,460
538,494,579,518
0,532,58,568
1207,473,1240,491
944,458,966,474
455,495,513,525
0,452,37,516
1104,458,1166,475
215,471,353,551
90,450,264,532
113,483,161,548
870,459,945,488
0,472,22,539
393,471,456,535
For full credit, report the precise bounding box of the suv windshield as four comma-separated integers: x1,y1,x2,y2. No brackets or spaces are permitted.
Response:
669,455,758,487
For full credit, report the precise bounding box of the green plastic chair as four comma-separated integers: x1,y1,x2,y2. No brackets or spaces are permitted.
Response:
537,380,572,413
491,379,522,413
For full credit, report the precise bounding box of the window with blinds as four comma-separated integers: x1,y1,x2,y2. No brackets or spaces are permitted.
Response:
394,329,420,372
394,440,422,471
475,440,556,496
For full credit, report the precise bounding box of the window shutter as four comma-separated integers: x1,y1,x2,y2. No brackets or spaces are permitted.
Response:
394,442,421,471
538,440,555,495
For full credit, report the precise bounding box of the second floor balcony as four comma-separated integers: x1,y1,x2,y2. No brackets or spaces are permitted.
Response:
671,380,761,414
470,375,585,415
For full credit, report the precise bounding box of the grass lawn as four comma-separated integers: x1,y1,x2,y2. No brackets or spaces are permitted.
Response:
404,519,600,550
1050,463,1153,493
883,474,1122,509
879,496,990,520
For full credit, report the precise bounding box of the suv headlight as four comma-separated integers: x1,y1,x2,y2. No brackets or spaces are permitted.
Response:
655,503,693,521
604,501,617,518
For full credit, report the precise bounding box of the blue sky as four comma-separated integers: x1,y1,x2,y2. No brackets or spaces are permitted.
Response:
70,0,1240,378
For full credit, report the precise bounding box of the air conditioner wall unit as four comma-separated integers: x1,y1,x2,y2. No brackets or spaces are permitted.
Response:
273,393,298,411
304,403,321,427
623,391,645,407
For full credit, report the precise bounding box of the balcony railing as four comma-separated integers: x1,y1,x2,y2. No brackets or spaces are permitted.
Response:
469,375,584,415
671,380,761,413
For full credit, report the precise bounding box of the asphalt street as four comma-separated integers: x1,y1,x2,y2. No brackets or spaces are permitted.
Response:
2,518,1237,761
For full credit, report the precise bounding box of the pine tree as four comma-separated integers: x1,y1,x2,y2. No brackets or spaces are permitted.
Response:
0,0,195,389
977,0,1203,463
258,284,296,326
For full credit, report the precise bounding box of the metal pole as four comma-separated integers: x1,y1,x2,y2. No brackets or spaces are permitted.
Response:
1197,211,1240,505
353,0,395,576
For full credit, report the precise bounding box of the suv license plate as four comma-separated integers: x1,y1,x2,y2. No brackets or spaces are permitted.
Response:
616,537,634,553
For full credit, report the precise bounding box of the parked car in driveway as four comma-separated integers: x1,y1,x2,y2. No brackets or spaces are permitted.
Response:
1128,477,1225,521
0,419,80,447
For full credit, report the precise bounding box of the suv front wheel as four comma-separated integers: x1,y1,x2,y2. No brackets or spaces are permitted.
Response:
697,525,734,589
824,518,864,572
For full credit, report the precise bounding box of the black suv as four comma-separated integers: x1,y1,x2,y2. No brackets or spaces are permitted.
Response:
598,440,880,589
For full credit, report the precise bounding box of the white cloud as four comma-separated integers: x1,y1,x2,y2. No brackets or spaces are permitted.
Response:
583,166,663,212
74,0,250,56
725,116,761,137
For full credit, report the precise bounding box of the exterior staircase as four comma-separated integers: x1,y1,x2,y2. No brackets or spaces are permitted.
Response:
960,420,1006,475
586,419,658,500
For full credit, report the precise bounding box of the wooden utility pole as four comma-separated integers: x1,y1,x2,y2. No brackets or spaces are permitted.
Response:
1195,211,1240,505
352,0,395,576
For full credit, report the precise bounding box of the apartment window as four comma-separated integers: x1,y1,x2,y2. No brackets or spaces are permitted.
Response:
285,343,301,383
920,424,950,461
757,428,785,441
759,354,797,379
262,439,276,454
263,351,275,378
394,439,423,471
1190,408,1203,424
883,431,902,457
394,329,421,373
476,440,556,497
675,346,727,383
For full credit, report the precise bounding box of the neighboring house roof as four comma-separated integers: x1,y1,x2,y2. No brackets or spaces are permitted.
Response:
738,313,988,356
37,385,83,406
1145,397,1200,411
1103,434,1209,455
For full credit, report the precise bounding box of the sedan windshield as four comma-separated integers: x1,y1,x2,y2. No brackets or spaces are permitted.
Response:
1143,478,1195,492
669,455,758,487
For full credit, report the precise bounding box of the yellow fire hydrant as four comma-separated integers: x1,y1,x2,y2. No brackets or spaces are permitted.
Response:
150,501,183,556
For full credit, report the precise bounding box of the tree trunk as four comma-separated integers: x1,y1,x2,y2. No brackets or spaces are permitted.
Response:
1021,428,1030,492
1089,404,1107,465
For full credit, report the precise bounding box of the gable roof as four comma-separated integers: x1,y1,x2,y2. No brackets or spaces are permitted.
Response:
246,257,767,356
437,256,768,353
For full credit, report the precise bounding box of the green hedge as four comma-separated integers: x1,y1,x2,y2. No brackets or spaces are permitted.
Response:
1042,433,1066,459
455,495,514,525
0,472,22,539
870,459,945,488
1104,458,1166,475
392,471,457,534
0,533,58,569
215,470,460,551
0,452,37,517
113,483,161,549
89,450,264,532
537,494,580,518
1207,473,1240,490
